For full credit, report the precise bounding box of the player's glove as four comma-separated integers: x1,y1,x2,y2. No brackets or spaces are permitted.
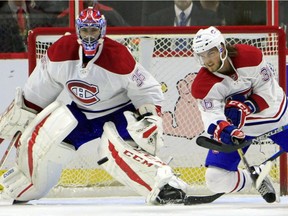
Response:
124,104,163,155
224,100,255,128
208,120,245,145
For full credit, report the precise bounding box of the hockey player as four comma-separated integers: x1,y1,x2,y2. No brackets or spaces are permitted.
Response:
191,26,288,203
0,7,187,204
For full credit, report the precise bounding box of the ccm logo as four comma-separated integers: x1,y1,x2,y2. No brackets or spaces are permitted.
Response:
123,150,165,167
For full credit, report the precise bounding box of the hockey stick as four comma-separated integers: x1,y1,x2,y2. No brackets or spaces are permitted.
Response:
196,124,288,153
0,131,21,169
196,136,251,153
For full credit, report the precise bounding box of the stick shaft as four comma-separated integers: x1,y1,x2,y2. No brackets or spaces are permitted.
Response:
0,132,21,169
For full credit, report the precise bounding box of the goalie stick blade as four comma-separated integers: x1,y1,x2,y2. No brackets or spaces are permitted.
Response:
184,193,224,205
196,136,252,153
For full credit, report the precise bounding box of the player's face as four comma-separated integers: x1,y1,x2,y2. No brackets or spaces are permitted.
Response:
197,47,221,72
79,27,101,43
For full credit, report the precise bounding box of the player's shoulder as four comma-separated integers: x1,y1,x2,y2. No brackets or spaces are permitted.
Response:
95,37,136,74
47,34,79,61
231,44,263,68
192,68,224,99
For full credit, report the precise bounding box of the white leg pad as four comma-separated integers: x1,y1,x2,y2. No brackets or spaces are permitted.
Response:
0,101,77,201
98,122,188,202
205,166,253,193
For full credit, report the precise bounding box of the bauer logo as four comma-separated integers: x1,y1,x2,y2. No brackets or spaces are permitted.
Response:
3,168,14,178
66,80,100,105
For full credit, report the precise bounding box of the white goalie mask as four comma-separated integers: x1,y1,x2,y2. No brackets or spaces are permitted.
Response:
192,26,228,71
76,7,106,58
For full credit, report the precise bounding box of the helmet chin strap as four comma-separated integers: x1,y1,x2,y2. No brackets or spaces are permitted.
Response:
213,48,228,72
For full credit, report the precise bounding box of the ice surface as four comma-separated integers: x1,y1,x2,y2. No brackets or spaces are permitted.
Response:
0,195,287,216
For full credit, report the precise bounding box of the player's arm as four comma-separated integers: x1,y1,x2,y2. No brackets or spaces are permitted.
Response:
0,52,63,141
242,59,278,113
23,53,64,109
121,63,164,155
224,59,279,128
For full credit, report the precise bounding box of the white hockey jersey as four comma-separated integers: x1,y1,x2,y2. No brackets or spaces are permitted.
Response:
192,44,288,136
23,34,163,119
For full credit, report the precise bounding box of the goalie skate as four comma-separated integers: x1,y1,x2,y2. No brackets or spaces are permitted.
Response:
146,166,187,205
156,184,186,204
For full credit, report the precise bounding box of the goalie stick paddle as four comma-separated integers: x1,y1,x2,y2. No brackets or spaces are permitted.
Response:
196,123,288,153
0,131,21,169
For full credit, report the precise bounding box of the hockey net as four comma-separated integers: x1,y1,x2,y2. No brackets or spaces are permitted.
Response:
20,26,288,197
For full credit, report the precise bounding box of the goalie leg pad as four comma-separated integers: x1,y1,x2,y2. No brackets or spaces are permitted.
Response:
98,122,187,204
0,102,77,201
205,166,252,193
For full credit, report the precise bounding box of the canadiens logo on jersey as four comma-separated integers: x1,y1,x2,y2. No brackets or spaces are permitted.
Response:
66,80,100,105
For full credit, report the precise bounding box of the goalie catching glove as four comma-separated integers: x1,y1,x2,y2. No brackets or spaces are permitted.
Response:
124,104,164,155
0,87,37,140
208,120,245,145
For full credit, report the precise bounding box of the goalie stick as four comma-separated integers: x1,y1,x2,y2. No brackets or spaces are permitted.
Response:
196,123,288,153
0,131,21,169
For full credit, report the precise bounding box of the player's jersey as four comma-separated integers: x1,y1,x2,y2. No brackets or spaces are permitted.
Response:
192,44,288,136
23,34,163,119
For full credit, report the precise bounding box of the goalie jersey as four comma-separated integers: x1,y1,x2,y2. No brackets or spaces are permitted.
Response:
192,44,288,136
23,34,163,119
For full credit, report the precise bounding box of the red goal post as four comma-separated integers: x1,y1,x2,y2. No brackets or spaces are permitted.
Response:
27,26,288,197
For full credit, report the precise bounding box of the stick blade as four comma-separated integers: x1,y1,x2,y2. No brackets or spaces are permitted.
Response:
184,193,224,205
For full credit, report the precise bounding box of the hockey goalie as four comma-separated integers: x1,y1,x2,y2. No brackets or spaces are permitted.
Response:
0,7,187,205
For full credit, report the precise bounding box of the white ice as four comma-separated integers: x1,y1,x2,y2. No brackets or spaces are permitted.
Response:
0,195,287,216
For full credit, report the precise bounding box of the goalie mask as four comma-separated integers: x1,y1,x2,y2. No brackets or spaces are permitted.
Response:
192,26,227,72
76,7,107,58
